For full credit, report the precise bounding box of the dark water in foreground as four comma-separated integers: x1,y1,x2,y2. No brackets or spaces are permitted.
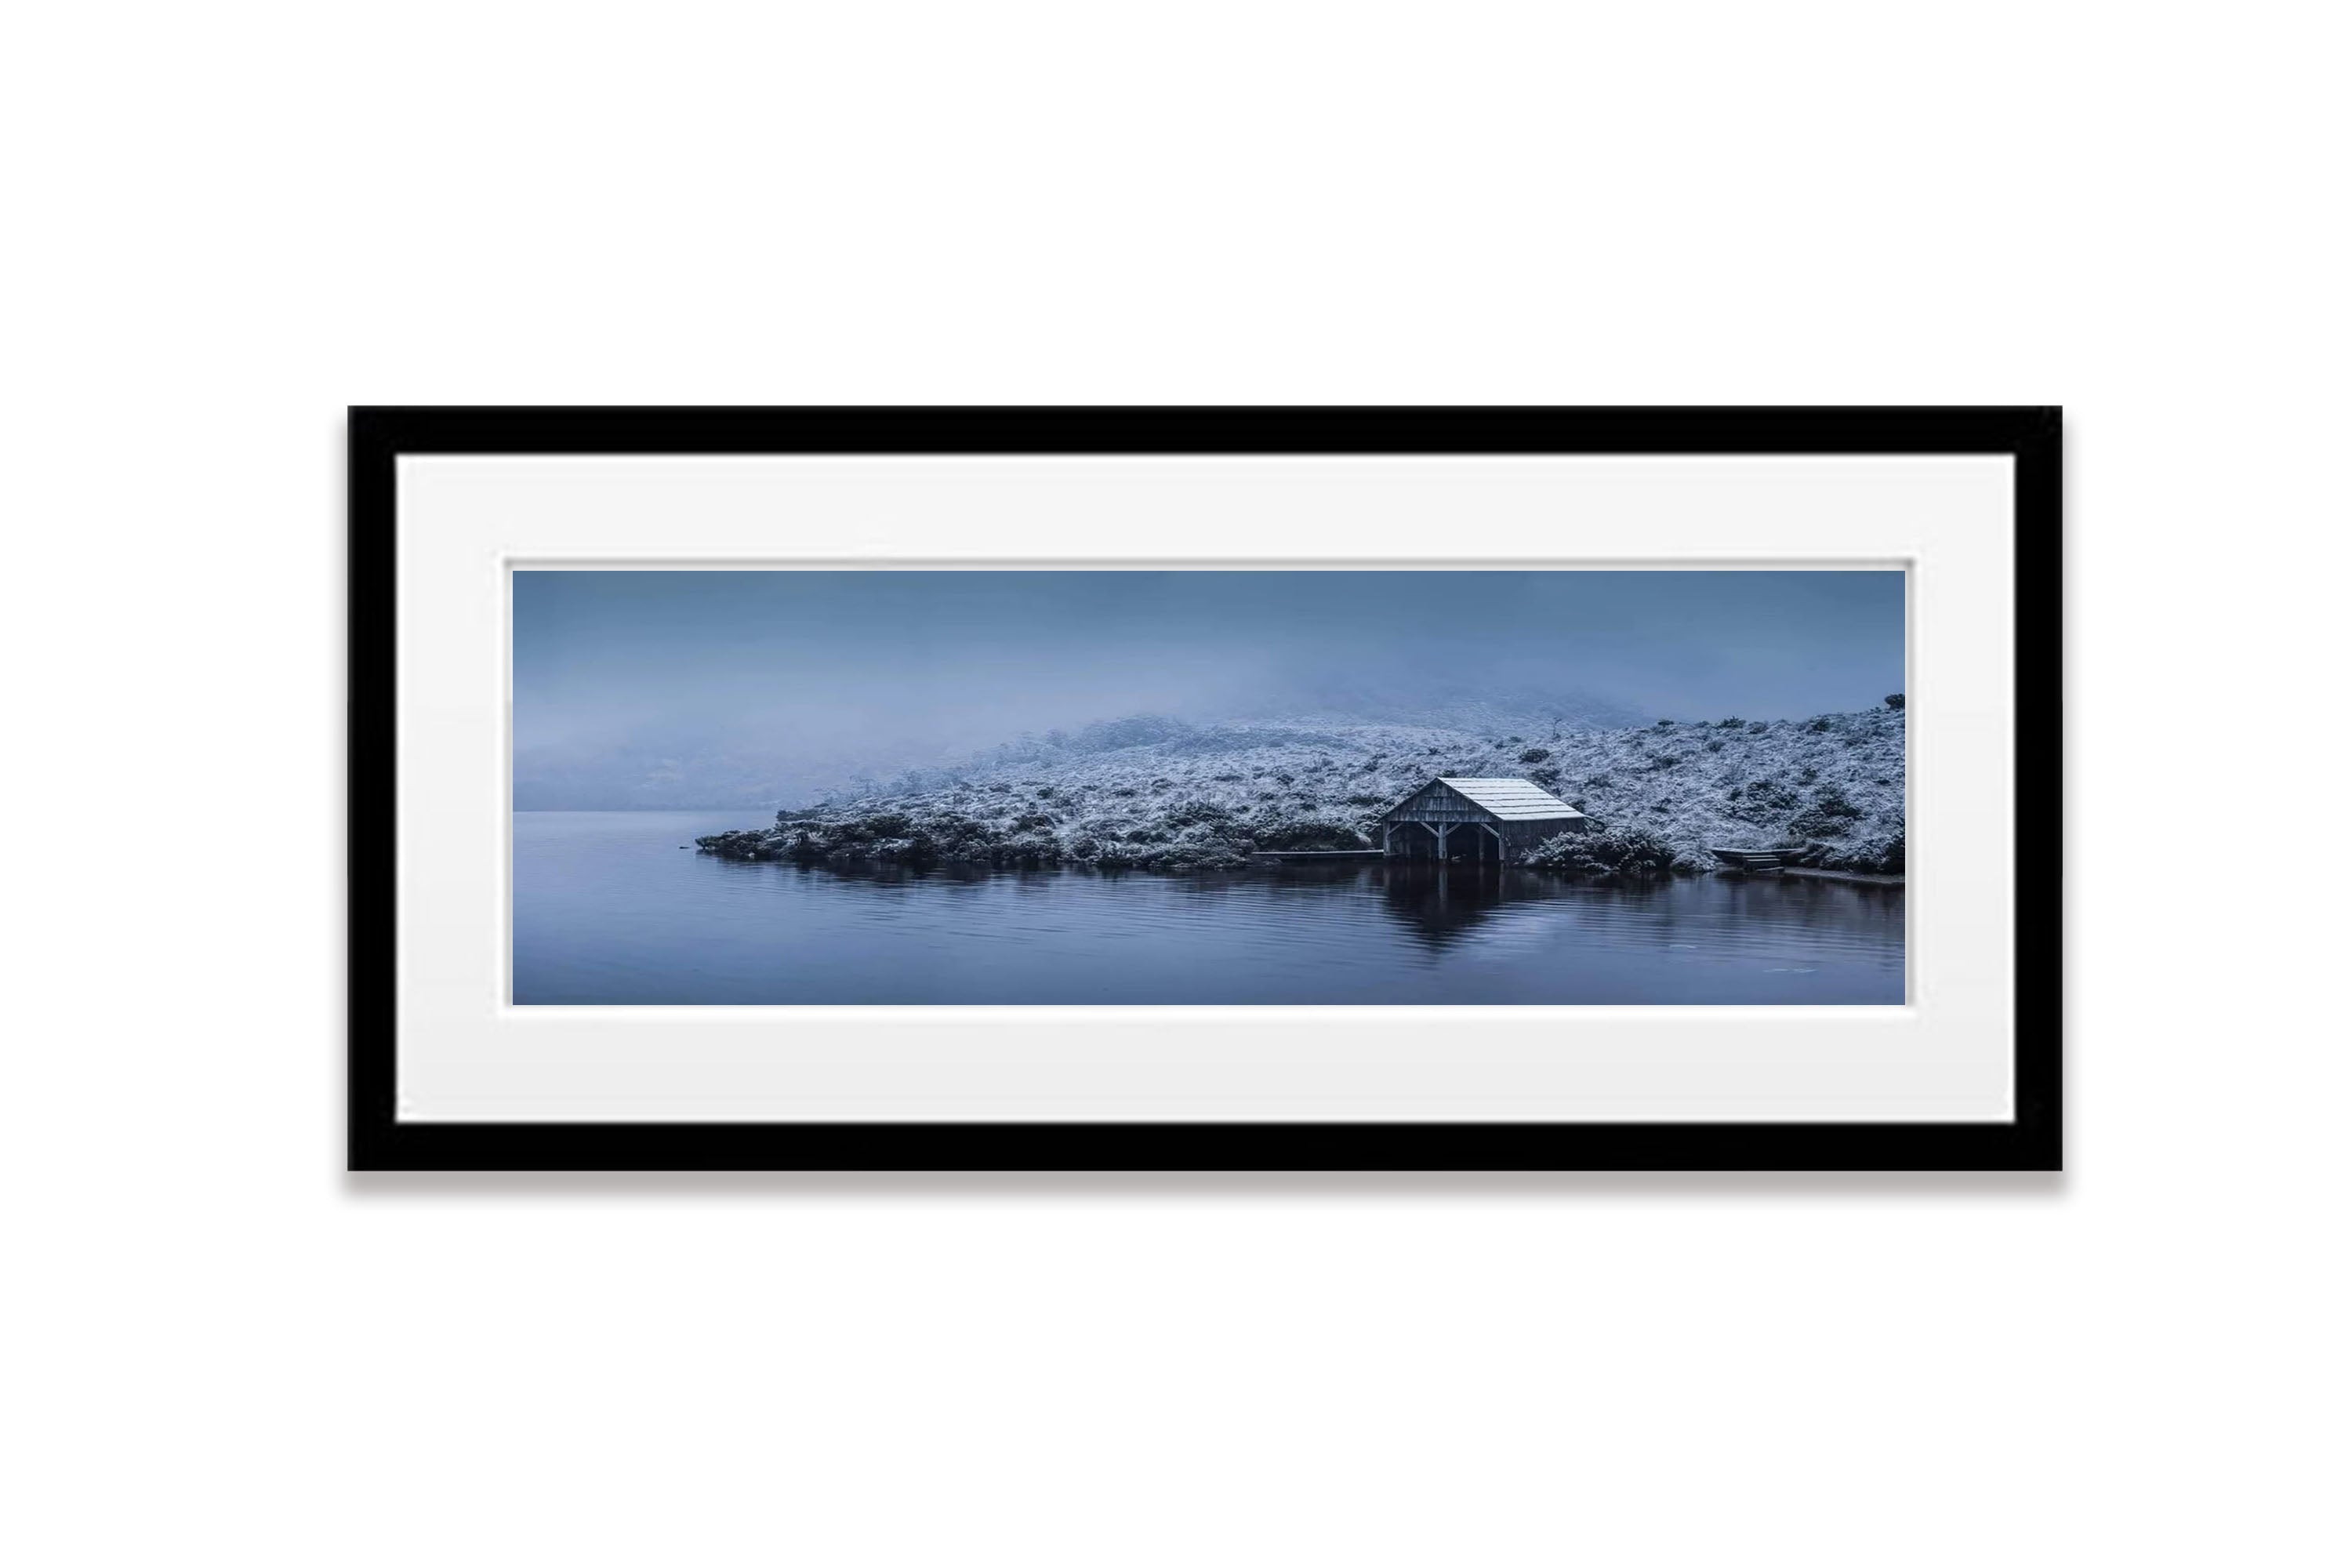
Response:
514,811,1906,1005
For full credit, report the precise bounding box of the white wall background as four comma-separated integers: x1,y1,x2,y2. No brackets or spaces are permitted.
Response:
4,4,2344,1563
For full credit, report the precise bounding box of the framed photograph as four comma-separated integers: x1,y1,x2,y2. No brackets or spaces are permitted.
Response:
350,407,2060,1171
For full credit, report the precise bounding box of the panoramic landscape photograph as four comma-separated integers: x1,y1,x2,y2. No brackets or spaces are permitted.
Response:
513,568,1907,1005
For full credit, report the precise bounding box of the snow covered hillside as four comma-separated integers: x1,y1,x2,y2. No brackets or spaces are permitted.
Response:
695,705,1907,876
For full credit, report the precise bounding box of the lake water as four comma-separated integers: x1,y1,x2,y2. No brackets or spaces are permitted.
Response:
514,811,1906,1005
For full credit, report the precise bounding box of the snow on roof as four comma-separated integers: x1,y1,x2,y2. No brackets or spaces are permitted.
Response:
1437,777,1587,821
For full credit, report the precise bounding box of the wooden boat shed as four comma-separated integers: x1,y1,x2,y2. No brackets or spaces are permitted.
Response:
1380,776,1588,863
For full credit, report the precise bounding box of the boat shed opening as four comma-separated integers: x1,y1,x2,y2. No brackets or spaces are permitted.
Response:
1379,777,1588,864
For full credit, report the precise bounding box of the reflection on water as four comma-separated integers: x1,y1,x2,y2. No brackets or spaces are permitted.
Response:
514,811,1905,1006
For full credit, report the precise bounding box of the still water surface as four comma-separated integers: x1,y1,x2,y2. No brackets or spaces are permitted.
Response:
514,811,1905,1005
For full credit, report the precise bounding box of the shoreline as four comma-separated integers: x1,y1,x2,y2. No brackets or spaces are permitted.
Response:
1755,866,1906,887
693,840,1903,889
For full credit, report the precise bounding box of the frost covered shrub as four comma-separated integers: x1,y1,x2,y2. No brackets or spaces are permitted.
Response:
1787,786,1864,839
1870,831,1905,873
694,829,775,860
1248,819,1370,851
1526,823,1682,881
864,835,931,866
1518,747,1552,764
1885,693,1905,710
1150,842,1252,872
996,829,1062,866
927,814,996,855
1806,823,1904,874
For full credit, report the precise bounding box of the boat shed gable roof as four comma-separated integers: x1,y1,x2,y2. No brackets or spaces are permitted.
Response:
1436,776,1585,820
1387,776,1587,822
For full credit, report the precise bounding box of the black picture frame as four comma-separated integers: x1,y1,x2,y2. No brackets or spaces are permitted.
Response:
350,407,2061,1171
